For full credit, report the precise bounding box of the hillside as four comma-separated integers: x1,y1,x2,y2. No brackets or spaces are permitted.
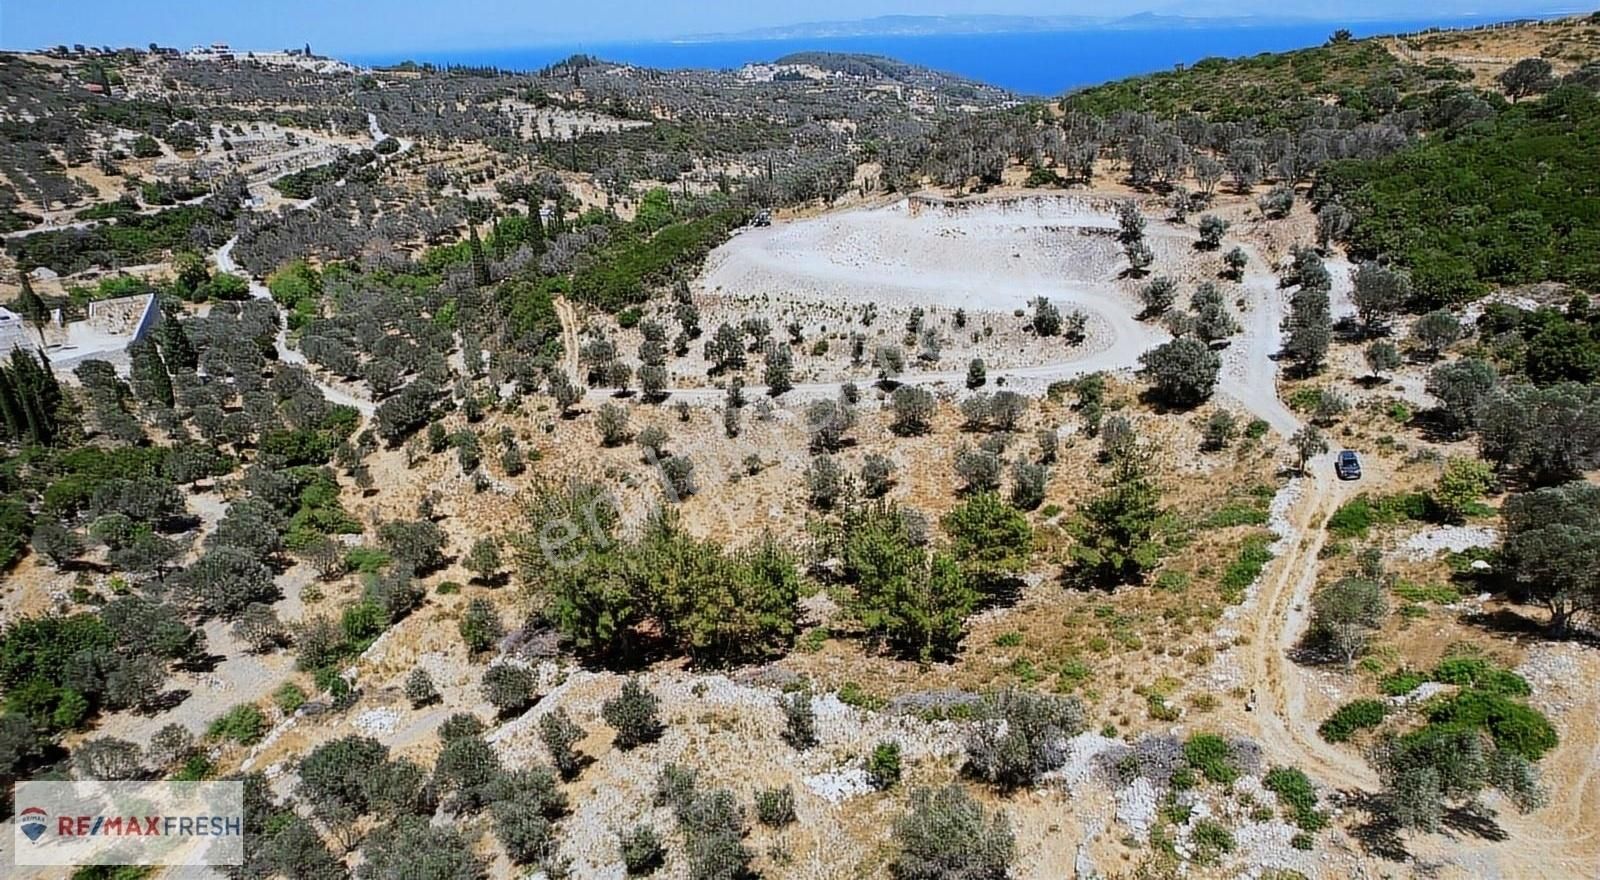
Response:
2,15,1600,880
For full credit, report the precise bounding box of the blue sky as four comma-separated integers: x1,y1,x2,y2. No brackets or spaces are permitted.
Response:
0,1,1581,53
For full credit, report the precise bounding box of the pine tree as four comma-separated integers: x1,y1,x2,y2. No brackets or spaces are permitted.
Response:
1070,445,1163,585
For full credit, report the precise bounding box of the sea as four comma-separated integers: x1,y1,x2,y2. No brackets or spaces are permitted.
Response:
347,16,1514,96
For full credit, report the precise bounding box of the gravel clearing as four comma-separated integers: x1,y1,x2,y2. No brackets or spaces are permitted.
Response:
1115,777,1159,835
801,766,875,803
1392,525,1500,561
1046,732,1125,790
353,708,401,736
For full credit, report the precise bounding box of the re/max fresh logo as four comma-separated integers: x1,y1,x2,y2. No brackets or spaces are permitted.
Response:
17,807,243,842
14,780,246,866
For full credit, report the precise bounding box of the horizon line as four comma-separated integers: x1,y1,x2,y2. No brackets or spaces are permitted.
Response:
4,8,1586,57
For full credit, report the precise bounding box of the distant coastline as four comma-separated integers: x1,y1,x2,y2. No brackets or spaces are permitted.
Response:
347,15,1514,95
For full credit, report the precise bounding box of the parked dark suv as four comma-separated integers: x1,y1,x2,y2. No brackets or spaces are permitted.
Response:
1335,450,1362,480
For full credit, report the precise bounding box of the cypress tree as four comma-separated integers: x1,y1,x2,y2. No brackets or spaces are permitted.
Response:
129,337,174,408
155,298,197,370
16,273,49,344
468,225,490,288
3,349,64,445
0,366,23,439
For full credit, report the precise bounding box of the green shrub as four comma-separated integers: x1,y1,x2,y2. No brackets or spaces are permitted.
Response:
344,546,391,574
1183,733,1239,784
1379,670,1426,696
1429,656,1531,697
1262,766,1326,832
172,754,214,781
1327,493,1430,538
1056,659,1092,691
273,683,306,714
1392,581,1463,604
1219,533,1274,603
1317,699,1388,743
1425,690,1557,759
1154,570,1191,592
868,740,902,789
1189,819,1235,865
1200,498,1271,529
208,704,266,745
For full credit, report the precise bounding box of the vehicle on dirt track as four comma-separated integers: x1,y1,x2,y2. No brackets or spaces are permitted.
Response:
1335,449,1362,480
752,210,771,227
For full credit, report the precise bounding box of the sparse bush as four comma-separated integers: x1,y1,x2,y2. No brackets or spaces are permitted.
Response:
894,785,1014,880
481,663,535,716
404,668,439,708
869,740,903,789
965,690,1085,790
754,785,796,827
619,824,666,876
603,677,663,749
805,454,849,510
860,454,895,498
890,386,935,436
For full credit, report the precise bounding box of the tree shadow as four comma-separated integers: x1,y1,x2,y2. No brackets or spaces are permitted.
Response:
1340,789,1412,862
1462,607,1600,648
178,651,224,673
1441,802,1509,842
143,688,192,713
1135,388,1204,417
1333,316,1368,342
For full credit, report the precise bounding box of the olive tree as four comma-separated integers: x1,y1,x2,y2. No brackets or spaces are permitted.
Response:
539,708,585,780
1351,262,1410,334
1139,337,1221,408
890,386,935,436
404,669,439,708
1364,340,1401,381
1197,214,1229,250
1411,310,1462,360
460,598,505,656
1309,578,1387,669
1501,482,1600,633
